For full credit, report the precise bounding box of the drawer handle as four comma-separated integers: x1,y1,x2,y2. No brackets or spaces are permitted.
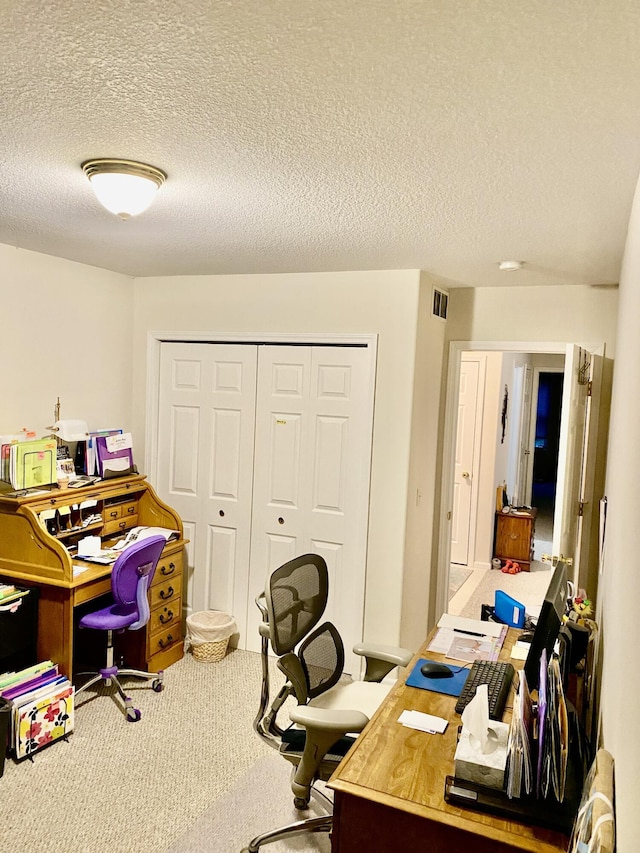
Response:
159,586,174,600
126,506,136,515
160,563,175,576
159,610,174,624
158,634,174,649
119,521,127,530
109,510,119,519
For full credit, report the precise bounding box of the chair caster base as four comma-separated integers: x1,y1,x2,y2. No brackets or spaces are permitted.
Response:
126,707,142,722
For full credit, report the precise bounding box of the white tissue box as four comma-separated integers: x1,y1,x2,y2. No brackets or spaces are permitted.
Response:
454,721,510,790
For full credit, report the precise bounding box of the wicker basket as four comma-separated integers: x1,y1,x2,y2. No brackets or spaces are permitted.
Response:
186,610,237,663
192,637,230,663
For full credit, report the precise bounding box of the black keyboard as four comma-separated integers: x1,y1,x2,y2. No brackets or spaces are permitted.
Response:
455,660,515,720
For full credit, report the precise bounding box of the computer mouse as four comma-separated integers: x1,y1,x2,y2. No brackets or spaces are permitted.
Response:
517,631,535,643
420,662,453,679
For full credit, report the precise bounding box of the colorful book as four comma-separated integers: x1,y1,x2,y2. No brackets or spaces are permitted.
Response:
1,669,61,701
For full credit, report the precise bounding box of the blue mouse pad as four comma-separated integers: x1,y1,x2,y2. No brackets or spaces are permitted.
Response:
405,658,469,696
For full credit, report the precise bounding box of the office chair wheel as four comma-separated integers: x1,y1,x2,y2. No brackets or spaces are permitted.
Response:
126,707,142,722
294,797,309,810
152,678,164,692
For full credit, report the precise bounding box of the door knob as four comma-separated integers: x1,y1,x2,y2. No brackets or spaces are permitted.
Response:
462,471,470,479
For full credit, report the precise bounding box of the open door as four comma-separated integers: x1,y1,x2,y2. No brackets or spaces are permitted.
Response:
514,364,534,506
552,346,600,588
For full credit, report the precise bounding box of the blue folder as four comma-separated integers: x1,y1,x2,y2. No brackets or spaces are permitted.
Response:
405,658,469,697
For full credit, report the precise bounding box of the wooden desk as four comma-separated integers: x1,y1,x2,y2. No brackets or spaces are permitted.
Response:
0,475,186,679
328,629,569,853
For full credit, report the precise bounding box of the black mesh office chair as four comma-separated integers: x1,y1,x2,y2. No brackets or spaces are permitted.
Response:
242,553,412,852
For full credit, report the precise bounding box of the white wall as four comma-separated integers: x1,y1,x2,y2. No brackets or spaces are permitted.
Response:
131,269,424,648
601,182,640,851
446,285,618,347
400,276,446,651
0,244,133,437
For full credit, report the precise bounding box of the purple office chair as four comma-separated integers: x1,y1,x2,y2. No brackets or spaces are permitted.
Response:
75,535,167,722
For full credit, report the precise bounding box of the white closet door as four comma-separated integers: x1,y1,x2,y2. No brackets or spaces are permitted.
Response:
246,345,374,674
156,343,258,641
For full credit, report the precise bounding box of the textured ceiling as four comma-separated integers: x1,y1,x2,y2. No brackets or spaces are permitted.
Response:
2,1,640,286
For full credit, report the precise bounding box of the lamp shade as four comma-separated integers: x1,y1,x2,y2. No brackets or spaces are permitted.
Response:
82,159,166,219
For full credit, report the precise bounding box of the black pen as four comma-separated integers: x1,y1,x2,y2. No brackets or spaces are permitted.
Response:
453,628,485,637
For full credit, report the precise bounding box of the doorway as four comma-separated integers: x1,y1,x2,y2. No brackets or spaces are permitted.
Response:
439,341,604,622
530,371,564,557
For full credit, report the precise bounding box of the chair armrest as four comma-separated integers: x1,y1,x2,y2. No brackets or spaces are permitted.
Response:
288,706,370,805
290,706,369,735
353,642,413,682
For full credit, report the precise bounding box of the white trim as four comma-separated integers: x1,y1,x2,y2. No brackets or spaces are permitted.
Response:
436,339,605,621
145,331,378,482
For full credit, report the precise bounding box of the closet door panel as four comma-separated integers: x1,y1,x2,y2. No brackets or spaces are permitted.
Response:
157,343,257,642
247,345,374,674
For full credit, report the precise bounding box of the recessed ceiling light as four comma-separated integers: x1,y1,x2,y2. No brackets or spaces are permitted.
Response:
498,260,524,272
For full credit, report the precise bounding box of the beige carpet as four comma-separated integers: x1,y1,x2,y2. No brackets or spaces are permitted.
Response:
168,752,331,853
0,649,319,853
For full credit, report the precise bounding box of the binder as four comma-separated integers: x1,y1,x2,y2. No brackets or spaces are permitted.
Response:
0,662,74,759
15,684,74,759
85,429,122,475
95,432,134,477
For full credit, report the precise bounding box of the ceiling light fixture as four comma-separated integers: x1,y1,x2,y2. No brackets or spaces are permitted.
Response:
498,260,524,272
81,158,167,220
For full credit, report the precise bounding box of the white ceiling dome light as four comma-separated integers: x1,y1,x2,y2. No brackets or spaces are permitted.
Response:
81,159,167,220
498,260,524,271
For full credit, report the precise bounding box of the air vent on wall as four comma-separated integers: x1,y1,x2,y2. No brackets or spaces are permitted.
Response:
432,287,448,320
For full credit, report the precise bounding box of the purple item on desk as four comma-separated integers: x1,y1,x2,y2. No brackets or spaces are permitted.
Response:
536,648,548,798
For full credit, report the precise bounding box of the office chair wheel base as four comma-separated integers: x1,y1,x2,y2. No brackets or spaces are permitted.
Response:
126,707,142,722
152,679,164,693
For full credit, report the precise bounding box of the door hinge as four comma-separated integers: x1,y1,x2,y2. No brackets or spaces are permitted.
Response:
578,500,585,517
587,380,592,397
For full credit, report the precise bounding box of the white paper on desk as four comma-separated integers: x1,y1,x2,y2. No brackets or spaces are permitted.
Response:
399,710,448,734
511,641,530,661
437,614,503,638
73,565,90,576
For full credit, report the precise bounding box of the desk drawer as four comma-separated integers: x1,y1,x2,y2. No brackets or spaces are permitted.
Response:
103,500,137,522
153,555,180,585
148,625,181,657
149,599,181,636
150,577,179,609
102,516,138,538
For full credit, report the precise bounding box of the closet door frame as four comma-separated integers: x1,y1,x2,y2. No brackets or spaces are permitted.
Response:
145,331,378,651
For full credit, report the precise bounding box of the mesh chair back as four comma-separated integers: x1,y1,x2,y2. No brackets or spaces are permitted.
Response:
298,621,345,698
266,554,329,655
111,535,166,630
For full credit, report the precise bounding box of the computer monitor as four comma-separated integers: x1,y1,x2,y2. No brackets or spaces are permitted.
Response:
523,560,568,690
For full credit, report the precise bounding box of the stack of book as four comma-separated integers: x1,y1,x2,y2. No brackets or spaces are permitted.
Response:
0,584,27,608
0,661,74,759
